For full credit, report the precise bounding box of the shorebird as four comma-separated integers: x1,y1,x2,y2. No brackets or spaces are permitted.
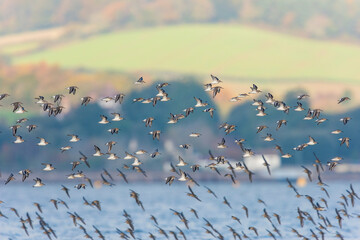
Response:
294,102,305,111
53,94,64,103
114,93,125,104
297,94,310,100
256,107,267,116
11,102,27,113
189,132,201,137
116,169,128,183
179,143,190,149
124,151,135,160
186,186,201,202
35,96,46,104
135,149,147,155
294,143,309,151
178,170,188,181
108,127,119,134
257,125,268,133
274,101,287,111
33,178,44,187
107,153,119,160
331,129,342,134
0,93,10,100
212,86,222,98
105,141,116,152
81,96,92,106
183,107,194,117
67,86,78,95
262,155,271,175
18,169,31,181
217,138,227,148
10,125,20,136
37,137,49,146
275,145,292,158
340,117,351,125
194,97,208,107
131,158,142,166
93,145,104,156
26,124,37,132
42,163,55,171
61,185,70,198
78,151,90,168
203,108,215,118
5,173,15,185
276,120,287,130
60,146,72,152
168,113,179,124
68,134,80,142
224,173,236,184
210,74,222,84
98,115,109,124
191,164,200,172
223,197,232,209
204,83,212,92
307,136,318,145
176,156,188,166
101,96,113,102
149,130,160,140
304,108,314,120
150,149,160,158
315,118,327,125
301,166,312,181
338,97,350,104
339,137,350,148
143,117,154,127
135,76,145,84
249,84,261,94
165,176,175,185
14,135,24,143
264,133,274,141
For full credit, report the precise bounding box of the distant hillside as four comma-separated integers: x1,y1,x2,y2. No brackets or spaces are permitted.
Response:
1,0,360,41
13,24,360,83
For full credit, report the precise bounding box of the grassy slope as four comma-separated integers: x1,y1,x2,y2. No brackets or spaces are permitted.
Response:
1,42,39,54
13,24,360,83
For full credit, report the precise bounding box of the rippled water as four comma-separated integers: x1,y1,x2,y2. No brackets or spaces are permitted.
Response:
0,181,359,239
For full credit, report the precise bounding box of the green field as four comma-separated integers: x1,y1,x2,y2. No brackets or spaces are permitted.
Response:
1,42,38,55
13,24,360,82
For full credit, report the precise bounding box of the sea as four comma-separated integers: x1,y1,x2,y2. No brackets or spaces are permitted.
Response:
0,181,359,239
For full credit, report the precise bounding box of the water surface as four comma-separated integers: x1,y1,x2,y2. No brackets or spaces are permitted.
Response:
0,181,359,239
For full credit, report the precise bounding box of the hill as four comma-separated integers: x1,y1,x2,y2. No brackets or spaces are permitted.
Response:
13,24,360,83
1,0,360,41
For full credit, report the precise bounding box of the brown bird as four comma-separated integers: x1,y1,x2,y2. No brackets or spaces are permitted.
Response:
81,96,92,106
262,154,271,175
61,185,70,198
5,173,15,185
249,226,259,236
340,117,351,125
224,173,236,184
67,86,78,95
223,197,232,209
339,137,350,148
301,166,312,182
276,120,287,130
186,186,201,202
165,176,175,186
338,97,350,104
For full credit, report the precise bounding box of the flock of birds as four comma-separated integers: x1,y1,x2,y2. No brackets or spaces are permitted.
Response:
0,74,359,239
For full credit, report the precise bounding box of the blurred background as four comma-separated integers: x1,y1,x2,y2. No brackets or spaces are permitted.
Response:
1,0,360,180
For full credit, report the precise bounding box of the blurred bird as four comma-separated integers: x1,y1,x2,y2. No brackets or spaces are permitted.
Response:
135,76,145,84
